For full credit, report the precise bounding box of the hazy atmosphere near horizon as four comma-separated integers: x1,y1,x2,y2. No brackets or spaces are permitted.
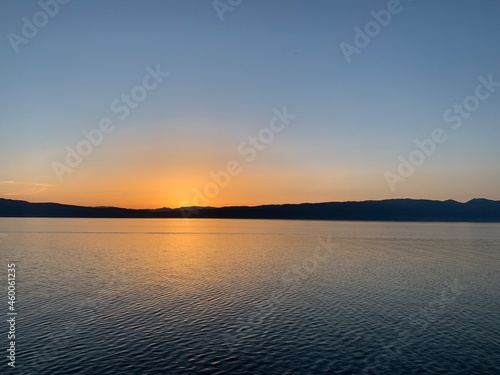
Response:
1,0,500,208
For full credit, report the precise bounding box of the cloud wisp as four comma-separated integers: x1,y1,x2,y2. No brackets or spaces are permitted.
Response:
0,181,57,196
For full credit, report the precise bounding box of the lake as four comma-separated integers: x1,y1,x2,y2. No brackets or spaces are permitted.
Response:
1,218,499,374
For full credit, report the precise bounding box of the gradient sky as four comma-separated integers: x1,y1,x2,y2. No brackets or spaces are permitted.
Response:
1,0,499,208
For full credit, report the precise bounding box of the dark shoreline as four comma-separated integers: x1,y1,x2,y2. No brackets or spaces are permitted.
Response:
1,198,500,222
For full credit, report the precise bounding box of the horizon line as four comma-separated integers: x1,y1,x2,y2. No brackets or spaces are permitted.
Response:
0,196,497,211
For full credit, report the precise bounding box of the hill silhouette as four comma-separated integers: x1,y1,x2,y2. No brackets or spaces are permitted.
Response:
1,198,500,222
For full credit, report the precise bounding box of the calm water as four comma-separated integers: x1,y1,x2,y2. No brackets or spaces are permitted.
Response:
1,218,499,374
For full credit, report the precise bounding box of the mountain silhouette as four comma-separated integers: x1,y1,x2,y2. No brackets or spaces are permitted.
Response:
1,198,500,222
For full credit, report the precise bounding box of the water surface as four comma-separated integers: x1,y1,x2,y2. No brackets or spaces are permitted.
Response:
1,219,499,374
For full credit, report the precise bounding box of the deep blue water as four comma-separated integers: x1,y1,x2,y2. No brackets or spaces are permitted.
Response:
1,218,499,374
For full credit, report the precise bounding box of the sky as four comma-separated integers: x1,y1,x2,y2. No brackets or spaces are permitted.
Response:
1,0,499,209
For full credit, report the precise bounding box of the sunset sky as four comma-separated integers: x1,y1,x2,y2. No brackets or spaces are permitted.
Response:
1,0,500,209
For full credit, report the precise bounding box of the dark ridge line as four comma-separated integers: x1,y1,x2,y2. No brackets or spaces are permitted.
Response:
1,197,499,222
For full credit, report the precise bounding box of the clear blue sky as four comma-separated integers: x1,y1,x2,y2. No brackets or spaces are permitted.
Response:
1,0,499,208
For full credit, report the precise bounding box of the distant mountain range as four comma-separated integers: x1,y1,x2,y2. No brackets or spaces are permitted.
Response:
1,197,500,222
